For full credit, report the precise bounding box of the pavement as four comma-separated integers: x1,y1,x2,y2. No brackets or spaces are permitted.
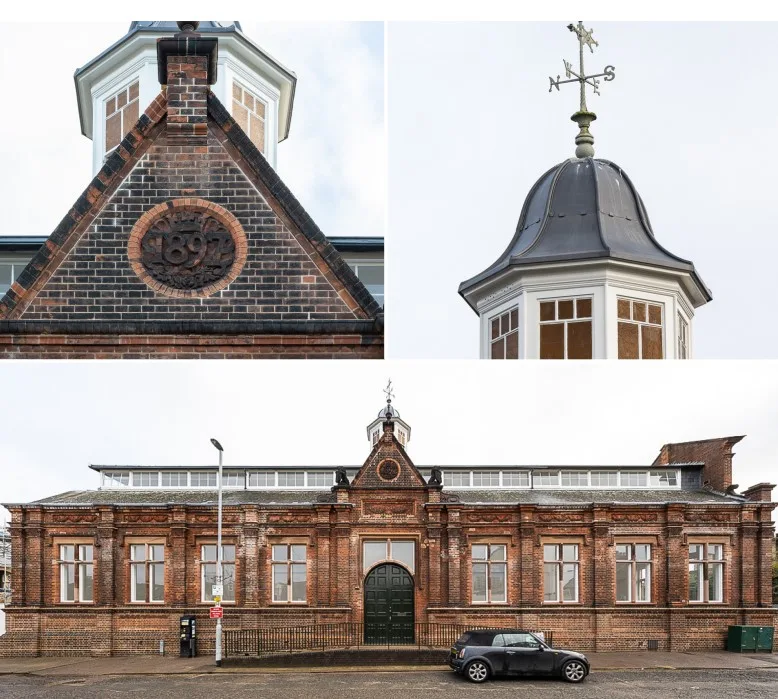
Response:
0,651,776,676
1,669,778,699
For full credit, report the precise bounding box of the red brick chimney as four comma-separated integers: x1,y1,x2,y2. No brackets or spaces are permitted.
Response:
653,436,745,492
741,483,775,502
157,21,218,145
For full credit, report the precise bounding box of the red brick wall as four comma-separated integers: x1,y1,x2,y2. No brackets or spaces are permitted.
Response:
653,437,744,492
2,496,775,657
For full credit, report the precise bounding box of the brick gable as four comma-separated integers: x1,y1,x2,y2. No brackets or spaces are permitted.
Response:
350,423,428,489
19,126,360,323
0,88,382,357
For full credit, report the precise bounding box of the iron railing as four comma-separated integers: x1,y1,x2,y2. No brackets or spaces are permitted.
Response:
224,622,554,657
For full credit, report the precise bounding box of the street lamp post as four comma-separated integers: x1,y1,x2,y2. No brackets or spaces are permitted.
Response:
210,438,224,667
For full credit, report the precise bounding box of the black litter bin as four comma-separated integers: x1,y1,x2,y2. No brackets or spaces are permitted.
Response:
180,615,197,657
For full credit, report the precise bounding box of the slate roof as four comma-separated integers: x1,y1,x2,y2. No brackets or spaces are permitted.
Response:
0,89,383,327
10,487,744,508
26,490,337,507
459,157,711,306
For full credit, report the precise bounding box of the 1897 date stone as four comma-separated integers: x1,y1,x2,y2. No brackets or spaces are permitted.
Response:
140,210,236,290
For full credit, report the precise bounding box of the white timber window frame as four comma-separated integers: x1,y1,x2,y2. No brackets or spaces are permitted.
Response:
688,543,725,604
362,539,416,575
543,543,580,603
130,542,165,604
271,544,307,604
615,543,652,603
538,296,594,360
58,543,94,604
471,543,508,604
201,544,236,603
347,260,385,307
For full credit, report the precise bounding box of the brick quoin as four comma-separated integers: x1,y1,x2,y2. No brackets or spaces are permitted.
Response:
1,431,774,657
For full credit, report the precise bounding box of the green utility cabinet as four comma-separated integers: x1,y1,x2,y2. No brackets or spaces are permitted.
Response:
727,625,774,652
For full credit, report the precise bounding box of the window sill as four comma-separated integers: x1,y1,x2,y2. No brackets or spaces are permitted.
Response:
57,601,94,605
270,602,309,606
615,601,654,605
128,601,166,605
688,601,726,605
542,601,581,605
470,602,509,606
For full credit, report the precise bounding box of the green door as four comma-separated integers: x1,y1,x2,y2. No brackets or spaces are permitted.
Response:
364,564,414,644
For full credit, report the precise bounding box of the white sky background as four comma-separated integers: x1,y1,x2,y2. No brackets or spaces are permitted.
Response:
2,361,777,523
0,22,384,239
386,22,778,359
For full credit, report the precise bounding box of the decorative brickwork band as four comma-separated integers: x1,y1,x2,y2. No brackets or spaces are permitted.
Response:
128,199,247,298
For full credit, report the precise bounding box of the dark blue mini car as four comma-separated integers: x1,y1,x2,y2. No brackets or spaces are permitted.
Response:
449,629,589,683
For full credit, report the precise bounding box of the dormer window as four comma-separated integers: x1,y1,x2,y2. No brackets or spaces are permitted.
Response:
105,80,140,154
232,81,266,154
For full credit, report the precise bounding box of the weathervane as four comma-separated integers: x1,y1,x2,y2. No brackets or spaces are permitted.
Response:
548,21,615,158
383,379,395,405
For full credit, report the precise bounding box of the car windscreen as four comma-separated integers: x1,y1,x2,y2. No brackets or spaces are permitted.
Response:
457,631,495,646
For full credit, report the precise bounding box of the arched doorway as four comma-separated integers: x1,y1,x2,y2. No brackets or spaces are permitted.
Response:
363,563,414,644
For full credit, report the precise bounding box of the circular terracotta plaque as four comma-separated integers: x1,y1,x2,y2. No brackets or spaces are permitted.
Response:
378,459,400,482
128,199,247,297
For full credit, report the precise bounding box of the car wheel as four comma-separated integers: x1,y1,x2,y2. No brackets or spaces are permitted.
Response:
562,660,587,683
465,660,490,683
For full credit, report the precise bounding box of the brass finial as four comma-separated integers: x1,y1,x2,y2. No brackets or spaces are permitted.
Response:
548,21,616,158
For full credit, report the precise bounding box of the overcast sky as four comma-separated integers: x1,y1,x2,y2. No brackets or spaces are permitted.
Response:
2,361,777,523
386,22,778,359
0,22,384,239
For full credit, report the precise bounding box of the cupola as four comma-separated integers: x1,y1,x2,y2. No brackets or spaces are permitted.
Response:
74,21,296,175
366,381,412,449
458,21,710,360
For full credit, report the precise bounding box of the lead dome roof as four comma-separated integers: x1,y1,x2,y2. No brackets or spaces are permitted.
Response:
459,157,710,303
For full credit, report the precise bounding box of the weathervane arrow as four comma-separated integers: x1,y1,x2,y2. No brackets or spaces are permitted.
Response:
383,379,395,404
547,21,616,158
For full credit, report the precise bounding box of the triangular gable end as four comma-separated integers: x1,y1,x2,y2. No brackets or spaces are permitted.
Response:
0,94,168,320
0,91,381,325
350,421,428,489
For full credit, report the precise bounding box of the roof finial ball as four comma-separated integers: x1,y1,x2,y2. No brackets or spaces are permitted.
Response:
176,21,200,33
548,21,615,159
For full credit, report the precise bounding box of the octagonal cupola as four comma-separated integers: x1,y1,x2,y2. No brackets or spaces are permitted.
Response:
74,21,296,175
366,382,412,449
458,21,711,360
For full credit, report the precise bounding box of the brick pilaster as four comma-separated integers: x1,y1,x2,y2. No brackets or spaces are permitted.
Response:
446,509,462,605
96,508,116,606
